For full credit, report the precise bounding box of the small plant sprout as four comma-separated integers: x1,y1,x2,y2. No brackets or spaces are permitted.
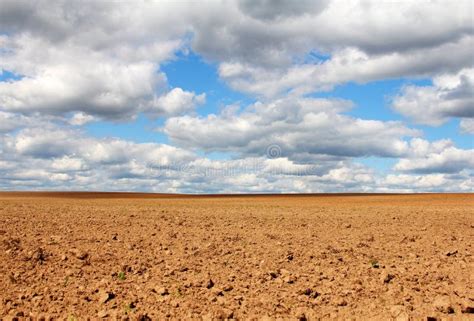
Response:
369,258,380,268
67,315,78,321
123,302,135,314
118,271,126,280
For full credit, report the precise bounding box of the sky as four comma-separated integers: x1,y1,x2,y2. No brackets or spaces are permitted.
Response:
0,0,473,193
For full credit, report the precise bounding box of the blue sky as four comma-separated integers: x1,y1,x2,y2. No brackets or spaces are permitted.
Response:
0,1,472,193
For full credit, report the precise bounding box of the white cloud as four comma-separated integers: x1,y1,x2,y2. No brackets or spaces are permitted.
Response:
0,111,29,133
148,88,206,118
0,124,380,192
392,68,474,126
0,37,169,119
164,97,418,159
51,156,86,171
69,112,95,126
0,0,472,193
218,39,474,97
460,119,474,134
383,173,473,192
192,0,472,66
1,0,472,109
0,4,198,120
393,138,474,174
0,125,471,193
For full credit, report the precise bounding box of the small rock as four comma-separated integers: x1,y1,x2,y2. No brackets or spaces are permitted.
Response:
71,249,88,260
268,271,278,279
344,224,352,228
223,285,233,292
300,288,312,296
98,290,115,304
382,272,395,284
299,288,319,298
460,299,474,313
136,314,152,321
156,287,169,296
206,279,215,289
433,295,454,314
334,297,347,306
211,287,224,296
446,249,458,257
390,305,409,321
31,248,47,263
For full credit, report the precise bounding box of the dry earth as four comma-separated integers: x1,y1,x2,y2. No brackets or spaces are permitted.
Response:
0,193,473,320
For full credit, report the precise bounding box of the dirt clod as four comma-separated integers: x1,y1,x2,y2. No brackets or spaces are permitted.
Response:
433,295,454,314
156,287,169,296
382,272,395,284
206,279,215,289
98,290,115,304
445,249,458,257
70,249,88,260
460,300,474,314
136,314,152,321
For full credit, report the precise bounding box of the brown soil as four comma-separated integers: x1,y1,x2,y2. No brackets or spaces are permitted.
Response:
0,193,472,320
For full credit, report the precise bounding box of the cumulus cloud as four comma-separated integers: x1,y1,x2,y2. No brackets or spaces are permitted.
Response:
392,68,474,126
393,138,474,174
148,88,206,118
189,0,474,97
0,125,472,193
192,0,472,67
0,124,381,193
0,0,472,193
383,173,473,192
0,34,204,119
0,56,161,118
218,39,474,97
0,2,199,120
1,0,472,107
164,97,418,159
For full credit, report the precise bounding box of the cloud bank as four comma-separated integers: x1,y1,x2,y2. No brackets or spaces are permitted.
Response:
0,0,472,192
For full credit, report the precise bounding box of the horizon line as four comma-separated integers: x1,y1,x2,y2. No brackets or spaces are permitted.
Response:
0,191,471,199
